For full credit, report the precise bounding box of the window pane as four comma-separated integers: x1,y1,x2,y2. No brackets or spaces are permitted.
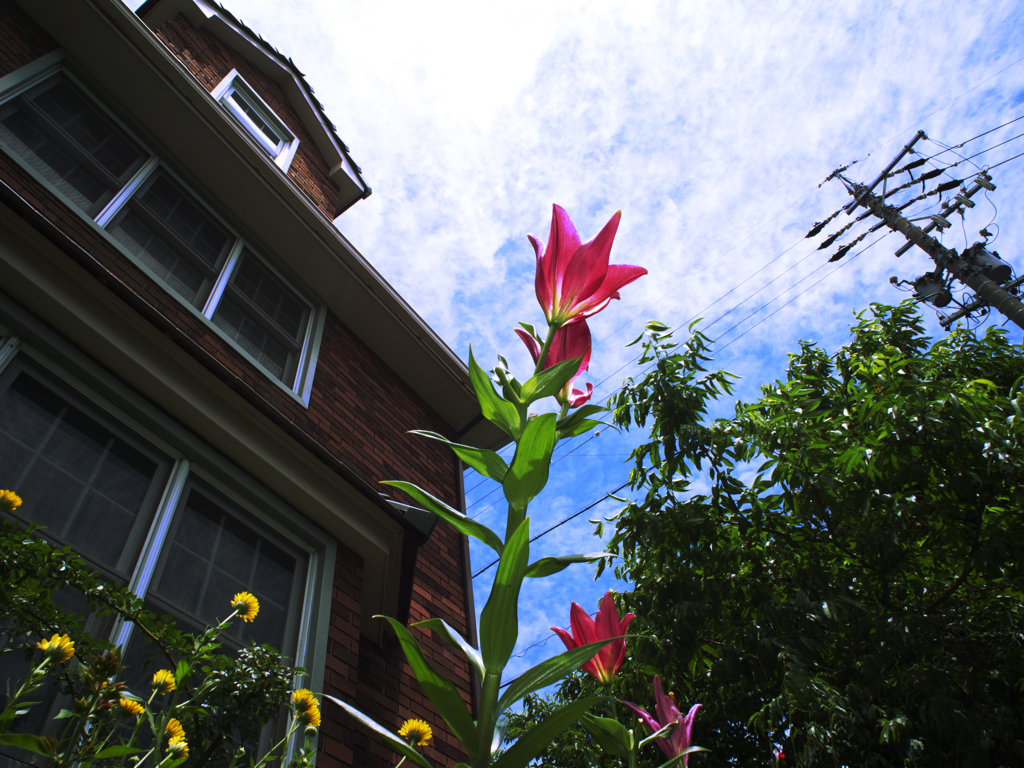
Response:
212,294,291,382
108,172,234,307
227,91,284,150
0,75,146,216
230,255,306,339
149,488,301,651
0,368,169,577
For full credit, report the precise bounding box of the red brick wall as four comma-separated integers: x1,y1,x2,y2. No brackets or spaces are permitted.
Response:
152,13,340,220
0,3,474,766
0,0,57,76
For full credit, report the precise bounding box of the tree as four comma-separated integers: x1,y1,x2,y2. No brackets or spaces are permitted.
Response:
521,303,1024,767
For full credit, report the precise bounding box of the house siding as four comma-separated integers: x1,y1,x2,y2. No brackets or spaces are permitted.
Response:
0,3,473,766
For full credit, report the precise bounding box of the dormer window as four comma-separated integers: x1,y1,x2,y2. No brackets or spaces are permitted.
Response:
211,70,299,172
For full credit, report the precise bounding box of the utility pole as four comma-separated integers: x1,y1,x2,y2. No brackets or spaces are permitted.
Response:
815,131,1024,331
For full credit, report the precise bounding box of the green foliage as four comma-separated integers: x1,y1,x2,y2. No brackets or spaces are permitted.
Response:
0,521,313,768
595,304,1024,767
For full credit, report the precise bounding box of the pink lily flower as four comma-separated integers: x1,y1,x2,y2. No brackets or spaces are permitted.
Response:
623,677,701,763
550,590,634,684
516,321,594,407
530,205,647,328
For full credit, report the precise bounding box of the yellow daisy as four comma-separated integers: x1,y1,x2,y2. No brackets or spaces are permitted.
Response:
292,688,321,728
36,634,75,664
167,735,188,760
398,718,432,748
152,669,176,695
0,490,21,512
231,592,259,623
118,697,145,717
165,718,185,742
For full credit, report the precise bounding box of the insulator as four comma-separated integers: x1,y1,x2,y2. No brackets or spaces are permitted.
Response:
902,158,926,172
936,179,962,193
819,232,840,249
919,167,944,182
829,244,852,263
954,194,975,208
806,221,826,238
913,274,952,307
930,215,952,230
975,175,996,191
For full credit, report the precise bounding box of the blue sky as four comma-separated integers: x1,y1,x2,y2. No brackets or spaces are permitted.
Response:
134,0,1024,704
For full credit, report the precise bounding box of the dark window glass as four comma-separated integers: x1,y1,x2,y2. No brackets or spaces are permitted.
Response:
211,252,308,383
0,75,147,217
0,363,170,578
107,171,234,307
138,485,303,654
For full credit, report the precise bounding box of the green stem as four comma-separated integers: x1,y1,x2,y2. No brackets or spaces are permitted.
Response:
603,683,615,720
533,324,560,374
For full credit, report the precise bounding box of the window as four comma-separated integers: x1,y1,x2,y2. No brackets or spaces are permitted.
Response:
0,349,329,762
211,70,299,172
0,61,323,402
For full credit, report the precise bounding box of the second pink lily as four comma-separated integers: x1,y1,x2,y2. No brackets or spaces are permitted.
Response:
623,677,702,764
551,590,634,685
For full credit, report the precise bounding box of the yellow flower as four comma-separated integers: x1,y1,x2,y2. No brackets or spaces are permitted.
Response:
0,490,21,512
292,689,321,728
36,634,75,664
167,736,188,760
398,719,432,748
231,592,259,623
118,697,144,717
152,669,176,695
165,718,185,742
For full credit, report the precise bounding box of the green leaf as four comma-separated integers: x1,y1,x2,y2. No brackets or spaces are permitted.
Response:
409,431,508,482
497,636,627,714
322,694,433,768
469,347,522,439
579,713,633,758
175,658,190,687
520,358,583,404
379,617,479,760
503,414,557,515
0,733,56,756
479,517,530,675
524,552,614,578
412,617,484,680
491,697,601,768
94,746,144,758
555,404,609,435
557,419,610,440
652,746,709,768
381,481,503,555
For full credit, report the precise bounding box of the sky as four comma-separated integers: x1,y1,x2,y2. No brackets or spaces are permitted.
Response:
133,0,1024,715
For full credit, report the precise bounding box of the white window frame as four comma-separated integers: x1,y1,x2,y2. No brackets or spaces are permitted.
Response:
211,69,300,172
0,54,324,406
0,316,335,764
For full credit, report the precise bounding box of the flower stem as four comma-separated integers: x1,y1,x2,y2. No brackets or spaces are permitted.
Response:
534,324,559,374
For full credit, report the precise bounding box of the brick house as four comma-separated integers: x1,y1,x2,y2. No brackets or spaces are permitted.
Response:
0,0,497,765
